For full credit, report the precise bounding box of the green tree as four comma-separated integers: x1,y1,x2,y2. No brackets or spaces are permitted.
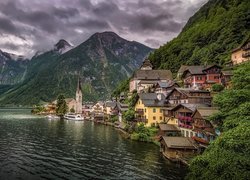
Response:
56,94,68,118
123,109,135,122
211,84,224,92
187,62,250,179
70,107,75,113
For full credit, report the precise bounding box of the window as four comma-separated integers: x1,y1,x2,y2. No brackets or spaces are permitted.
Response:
160,109,163,113
186,131,189,137
153,108,156,113
153,116,156,120
196,76,202,80
160,116,162,120
144,108,146,113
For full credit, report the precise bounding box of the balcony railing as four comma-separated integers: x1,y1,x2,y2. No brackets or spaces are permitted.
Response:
178,115,192,122
192,136,209,145
135,109,144,115
178,123,192,129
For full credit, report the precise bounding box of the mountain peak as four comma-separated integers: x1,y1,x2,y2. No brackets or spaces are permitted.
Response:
54,39,73,54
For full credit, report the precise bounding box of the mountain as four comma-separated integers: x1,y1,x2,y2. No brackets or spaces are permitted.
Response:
149,0,250,73
0,50,28,85
0,32,153,105
54,39,73,54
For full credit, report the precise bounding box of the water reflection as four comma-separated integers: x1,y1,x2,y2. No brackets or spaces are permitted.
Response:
0,109,187,179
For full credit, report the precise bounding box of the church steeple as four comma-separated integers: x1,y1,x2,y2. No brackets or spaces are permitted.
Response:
75,75,83,114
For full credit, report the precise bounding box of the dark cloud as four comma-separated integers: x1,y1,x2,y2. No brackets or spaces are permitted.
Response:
0,17,17,34
0,0,208,57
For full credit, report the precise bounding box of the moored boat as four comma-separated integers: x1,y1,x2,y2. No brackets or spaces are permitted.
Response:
46,114,60,120
64,113,84,121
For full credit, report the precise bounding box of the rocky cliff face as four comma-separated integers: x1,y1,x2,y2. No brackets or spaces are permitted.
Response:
0,32,153,105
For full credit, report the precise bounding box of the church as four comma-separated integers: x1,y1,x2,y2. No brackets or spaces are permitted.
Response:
75,77,83,114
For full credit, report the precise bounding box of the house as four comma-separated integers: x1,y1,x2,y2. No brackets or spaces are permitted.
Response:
192,107,219,148
114,102,129,122
231,38,250,65
135,93,166,127
181,65,222,90
171,104,208,138
129,59,173,92
163,105,178,126
104,101,117,116
92,101,105,113
160,136,198,161
158,124,181,137
220,70,233,88
166,88,212,106
154,81,179,96
82,102,94,116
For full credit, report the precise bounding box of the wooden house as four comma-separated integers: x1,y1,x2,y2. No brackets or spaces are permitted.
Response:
160,136,198,161
158,124,181,137
220,70,233,89
192,107,219,148
181,65,222,90
166,88,212,106
171,104,208,138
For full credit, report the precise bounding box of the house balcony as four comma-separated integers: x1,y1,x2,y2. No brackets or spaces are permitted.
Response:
178,122,192,129
135,109,144,115
242,52,250,58
178,115,192,122
193,123,208,129
192,136,209,145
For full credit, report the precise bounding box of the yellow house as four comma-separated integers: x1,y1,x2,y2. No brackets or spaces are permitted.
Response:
135,93,166,127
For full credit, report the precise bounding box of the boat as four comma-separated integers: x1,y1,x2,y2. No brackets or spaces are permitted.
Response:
64,113,84,121
46,114,60,120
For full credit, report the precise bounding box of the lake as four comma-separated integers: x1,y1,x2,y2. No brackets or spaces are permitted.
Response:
0,109,187,179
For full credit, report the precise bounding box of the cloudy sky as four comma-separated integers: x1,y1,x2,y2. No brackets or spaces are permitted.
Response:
0,0,208,57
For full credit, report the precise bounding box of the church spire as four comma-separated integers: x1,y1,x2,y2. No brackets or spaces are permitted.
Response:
75,74,83,114
77,76,82,92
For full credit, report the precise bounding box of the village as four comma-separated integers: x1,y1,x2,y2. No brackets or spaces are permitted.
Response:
37,37,250,165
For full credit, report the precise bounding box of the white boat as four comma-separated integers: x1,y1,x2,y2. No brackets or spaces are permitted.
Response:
64,113,84,121
46,114,60,120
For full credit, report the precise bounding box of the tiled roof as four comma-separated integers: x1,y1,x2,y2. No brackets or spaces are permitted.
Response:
195,107,219,118
138,93,166,107
105,101,117,108
182,65,221,75
133,70,173,80
159,124,180,132
172,103,209,112
162,136,197,149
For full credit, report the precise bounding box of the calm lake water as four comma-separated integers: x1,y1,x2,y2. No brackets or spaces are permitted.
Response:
0,109,187,180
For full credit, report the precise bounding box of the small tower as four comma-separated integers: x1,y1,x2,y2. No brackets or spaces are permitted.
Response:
140,59,153,70
75,76,83,114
